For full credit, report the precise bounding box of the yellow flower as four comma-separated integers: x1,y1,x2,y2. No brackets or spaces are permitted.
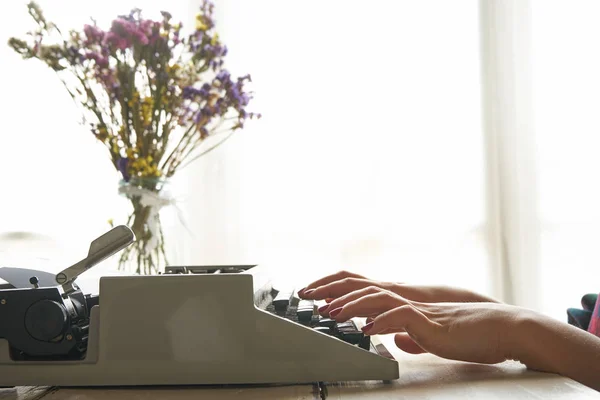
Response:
195,14,208,31
141,96,154,126
152,168,163,178
166,64,181,74
160,86,170,104
128,91,140,108
97,126,108,141
211,33,219,46
116,127,126,142
129,155,163,179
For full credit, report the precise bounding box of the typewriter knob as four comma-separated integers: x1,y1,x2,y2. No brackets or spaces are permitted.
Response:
29,276,40,289
24,300,68,342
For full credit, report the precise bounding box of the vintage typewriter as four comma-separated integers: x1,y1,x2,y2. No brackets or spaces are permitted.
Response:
0,226,399,386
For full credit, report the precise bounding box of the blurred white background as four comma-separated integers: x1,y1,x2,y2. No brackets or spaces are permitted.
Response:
531,0,600,319
0,0,599,321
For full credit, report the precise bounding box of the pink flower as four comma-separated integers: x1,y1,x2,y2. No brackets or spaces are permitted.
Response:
104,31,130,50
140,19,155,35
83,24,105,44
85,51,109,68
108,18,150,47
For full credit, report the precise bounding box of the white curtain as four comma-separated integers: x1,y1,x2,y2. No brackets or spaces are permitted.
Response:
531,0,600,319
479,0,540,311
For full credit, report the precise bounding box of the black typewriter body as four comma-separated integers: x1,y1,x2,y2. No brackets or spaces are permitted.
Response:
0,286,97,361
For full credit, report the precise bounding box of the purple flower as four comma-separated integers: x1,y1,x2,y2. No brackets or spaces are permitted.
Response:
183,86,200,99
117,157,130,181
119,8,141,23
68,46,85,63
216,70,230,83
172,30,181,45
182,86,196,99
183,83,212,100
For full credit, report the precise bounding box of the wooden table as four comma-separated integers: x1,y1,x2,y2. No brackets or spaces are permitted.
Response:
1,337,597,399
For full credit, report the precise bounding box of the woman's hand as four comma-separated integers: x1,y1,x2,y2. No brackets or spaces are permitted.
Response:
298,271,600,391
299,270,499,305
320,286,523,365
321,285,600,392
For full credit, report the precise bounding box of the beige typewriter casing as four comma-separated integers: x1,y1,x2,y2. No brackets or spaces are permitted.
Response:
0,268,399,386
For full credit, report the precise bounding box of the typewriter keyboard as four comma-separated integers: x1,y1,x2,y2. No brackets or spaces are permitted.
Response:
264,288,371,351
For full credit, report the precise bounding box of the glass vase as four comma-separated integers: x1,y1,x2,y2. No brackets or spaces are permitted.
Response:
117,176,173,275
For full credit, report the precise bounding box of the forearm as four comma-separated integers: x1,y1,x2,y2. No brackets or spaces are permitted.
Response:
511,311,600,391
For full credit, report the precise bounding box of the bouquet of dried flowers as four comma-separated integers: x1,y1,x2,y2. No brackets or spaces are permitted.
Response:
9,1,260,274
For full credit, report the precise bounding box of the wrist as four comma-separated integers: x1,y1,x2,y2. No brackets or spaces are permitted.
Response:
505,309,571,374
503,309,541,365
503,306,600,390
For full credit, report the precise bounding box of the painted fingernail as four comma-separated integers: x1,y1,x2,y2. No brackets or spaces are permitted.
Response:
329,307,342,318
361,322,374,333
303,289,315,296
318,304,330,313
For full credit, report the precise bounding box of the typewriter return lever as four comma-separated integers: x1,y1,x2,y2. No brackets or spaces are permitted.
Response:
55,225,135,296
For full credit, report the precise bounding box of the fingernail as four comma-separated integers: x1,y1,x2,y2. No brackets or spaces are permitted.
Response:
361,321,374,333
303,289,315,296
298,287,306,295
329,307,342,318
318,304,330,313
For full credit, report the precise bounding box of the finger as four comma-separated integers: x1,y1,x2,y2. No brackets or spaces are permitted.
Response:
303,278,387,300
394,333,427,354
330,291,410,321
298,270,366,297
318,286,385,315
373,327,402,335
364,316,395,332
363,304,440,349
